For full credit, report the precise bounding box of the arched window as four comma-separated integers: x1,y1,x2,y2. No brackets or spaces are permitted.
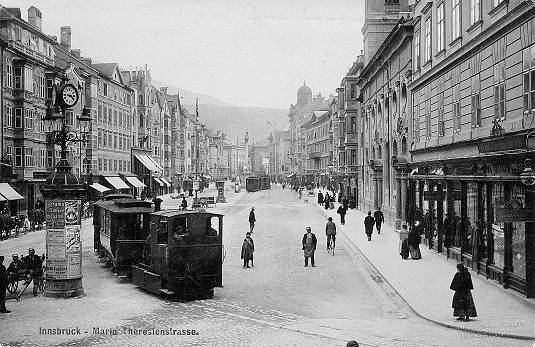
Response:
402,137,407,155
401,84,408,113
392,91,398,117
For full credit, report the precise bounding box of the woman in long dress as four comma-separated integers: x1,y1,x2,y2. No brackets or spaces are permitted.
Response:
408,222,422,260
450,263,477,321
399,224,409,259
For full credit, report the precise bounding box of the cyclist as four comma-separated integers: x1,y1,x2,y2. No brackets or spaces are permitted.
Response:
7,254,25,282
325,217,336,251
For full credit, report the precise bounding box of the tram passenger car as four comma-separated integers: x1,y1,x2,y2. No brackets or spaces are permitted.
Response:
93,197,223,300
245,177,260,192
260,176,270,190
93,198,153,275
132,210,223,300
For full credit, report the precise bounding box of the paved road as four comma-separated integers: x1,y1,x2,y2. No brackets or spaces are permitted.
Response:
0,187,530,346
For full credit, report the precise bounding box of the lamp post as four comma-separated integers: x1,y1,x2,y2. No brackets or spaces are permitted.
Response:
41,82,92,298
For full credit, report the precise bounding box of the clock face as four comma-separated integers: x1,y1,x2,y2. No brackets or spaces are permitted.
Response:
61,84,79,108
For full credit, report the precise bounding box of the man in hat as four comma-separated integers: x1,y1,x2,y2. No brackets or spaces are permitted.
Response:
325,217,336,251
0,256,10,313
249,207,256,233
302,227,317,267
7,254,24,281
364,211,375,241
23,248,42,296
241,232,255,268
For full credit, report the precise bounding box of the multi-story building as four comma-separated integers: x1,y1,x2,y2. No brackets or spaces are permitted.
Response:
406,0,535,297
267,130,291,183
303,103,334,187
0,6,61,211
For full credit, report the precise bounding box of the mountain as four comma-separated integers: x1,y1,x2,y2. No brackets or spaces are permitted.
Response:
183,104,288,142
152,80,288,141
151,80,235,108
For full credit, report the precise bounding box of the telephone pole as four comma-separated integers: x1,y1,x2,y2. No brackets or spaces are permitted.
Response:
194,98,199,202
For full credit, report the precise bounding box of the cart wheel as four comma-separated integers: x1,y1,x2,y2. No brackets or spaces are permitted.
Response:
7,280,18,294
38,277,46,294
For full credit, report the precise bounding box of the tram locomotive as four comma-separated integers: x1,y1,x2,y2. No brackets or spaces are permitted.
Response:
93,198,223,300
245,175,270,192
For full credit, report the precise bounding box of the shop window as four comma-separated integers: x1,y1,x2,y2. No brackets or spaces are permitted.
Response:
491,183,505,267
511,185,526,279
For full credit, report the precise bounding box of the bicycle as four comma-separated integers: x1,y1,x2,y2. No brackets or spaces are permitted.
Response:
327,235,335,256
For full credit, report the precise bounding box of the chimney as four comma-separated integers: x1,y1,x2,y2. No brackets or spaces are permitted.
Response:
71,49,81,59
27,6,42,31
160,87,168,95
60,26,71,52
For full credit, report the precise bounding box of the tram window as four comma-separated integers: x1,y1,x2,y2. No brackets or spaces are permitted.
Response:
157,220,168,244
206,217,219,237
172,217,188,241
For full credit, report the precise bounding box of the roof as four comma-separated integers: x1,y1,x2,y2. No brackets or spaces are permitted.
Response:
93,62,128,87
297,82,312,94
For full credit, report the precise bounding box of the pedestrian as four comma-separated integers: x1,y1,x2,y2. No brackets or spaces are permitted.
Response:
325,217,336,250
342,196,349,211
241,232,255,268
324,193,330,210
317,191,324,206
298,187,302,199
408,223,422,260
364,211,375,241
249,207,256,232
450,263,477,321
180,197,188,210
374,207,384,234
0,255,10,313
23,248,42,296
399,224,410,259
302,227,317,267
337,205,347,225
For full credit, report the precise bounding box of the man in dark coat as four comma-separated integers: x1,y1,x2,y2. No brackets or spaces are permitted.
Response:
342,196,349,210
337,205,347,225
302,227,317,267
325,217,336,250
364,211,375,241
317,191,324,206
23,248,42,296
374,208,384,234
180,197,188,210
0,255,10,313
249,207,256,232
241,233,254,268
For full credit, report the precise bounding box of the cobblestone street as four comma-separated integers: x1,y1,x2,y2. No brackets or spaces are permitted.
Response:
0,187,531,346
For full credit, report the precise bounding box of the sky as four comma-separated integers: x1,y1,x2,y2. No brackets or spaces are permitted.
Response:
3,0,365,109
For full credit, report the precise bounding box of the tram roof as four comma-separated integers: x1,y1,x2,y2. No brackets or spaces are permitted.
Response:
152,209,223,218
95,198,154,213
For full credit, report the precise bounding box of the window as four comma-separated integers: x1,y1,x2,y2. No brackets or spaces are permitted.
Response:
98,102,103,123
350,149,356,165
453,98,461,133
471,76,481,127
103,83,108,96
5,146,13,162
494,61,506,120
493,0,504,8
523,45,535,114
424,17,432,63
40,75,45,98
24,67,33,92
437,2,445,52
46,79,54,99
350,84,357,99
47,150,53,168
114,108,118,125
24,147,33,167
425,100,431,140
24,108,33,129
14,67,22,89
438,89,445,137
40,148,45,168
98,131,102,148
6,62,13,88
413,103,420,141
98,158,102,171
452,0,461,41
14,147,22,167
470,0,480,26
65,110,74,126
14,108,22,128
4,106,13,128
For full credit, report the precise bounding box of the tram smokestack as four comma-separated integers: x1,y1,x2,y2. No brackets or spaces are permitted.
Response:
153,197,163,212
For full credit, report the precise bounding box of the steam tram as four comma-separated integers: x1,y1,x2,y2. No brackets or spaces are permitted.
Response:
245,176,271,192
93,198,223,300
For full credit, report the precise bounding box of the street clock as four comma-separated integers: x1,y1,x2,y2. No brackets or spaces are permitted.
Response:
56,83,79,109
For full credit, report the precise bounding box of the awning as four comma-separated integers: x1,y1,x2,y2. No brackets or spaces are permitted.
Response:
124,176,146,188
0,183,24,200
153,177,165,186
287,173,296,178
145,156,163,172
104,176,130,190
159,177,171,187
89,183,110,193
134,154,161,173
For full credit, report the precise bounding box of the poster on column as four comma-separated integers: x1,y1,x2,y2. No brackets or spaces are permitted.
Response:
67,253,82,278
45,200,65,229
65,225,81,253
48,258,68,279
64,200,80,225
47,229,66,259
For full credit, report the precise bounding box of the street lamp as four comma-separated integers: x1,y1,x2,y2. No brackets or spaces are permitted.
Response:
40,82,92,298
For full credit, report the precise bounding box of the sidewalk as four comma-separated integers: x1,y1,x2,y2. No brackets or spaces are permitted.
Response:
314,198,535,340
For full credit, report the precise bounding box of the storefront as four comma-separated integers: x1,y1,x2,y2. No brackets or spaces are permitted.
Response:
407,157,535,298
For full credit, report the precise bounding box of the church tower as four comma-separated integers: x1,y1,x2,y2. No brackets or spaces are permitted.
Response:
362,0,412,65
296,81,312,107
